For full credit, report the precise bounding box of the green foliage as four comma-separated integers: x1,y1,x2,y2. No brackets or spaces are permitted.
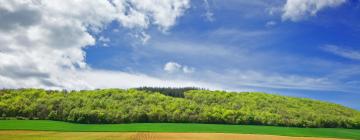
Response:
0,88,359,128
136,87,201,97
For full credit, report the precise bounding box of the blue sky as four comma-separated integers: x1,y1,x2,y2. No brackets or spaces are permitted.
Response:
85,1,360,109
0,0,359,109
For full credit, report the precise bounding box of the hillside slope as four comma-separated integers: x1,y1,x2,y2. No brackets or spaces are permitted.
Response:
0,89,359,128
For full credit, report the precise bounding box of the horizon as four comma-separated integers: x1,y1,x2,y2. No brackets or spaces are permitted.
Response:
0,0,359,110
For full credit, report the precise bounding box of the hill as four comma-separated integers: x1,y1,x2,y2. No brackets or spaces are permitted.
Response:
0,88,359,128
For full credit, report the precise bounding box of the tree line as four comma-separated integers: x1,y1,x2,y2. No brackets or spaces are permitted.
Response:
136,87,202,97
0,88,359,128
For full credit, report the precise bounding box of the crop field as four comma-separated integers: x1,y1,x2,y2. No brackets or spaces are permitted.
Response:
0,120,359,139
0,131,346,140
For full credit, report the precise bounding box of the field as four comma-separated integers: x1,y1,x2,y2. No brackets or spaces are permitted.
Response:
0,131,346,140
0,120,359,140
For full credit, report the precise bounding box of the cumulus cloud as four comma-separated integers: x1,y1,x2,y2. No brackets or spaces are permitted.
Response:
123,0,190,31
164,61,194,74
282,0,346,21
0,0,190,89
164,62,182,73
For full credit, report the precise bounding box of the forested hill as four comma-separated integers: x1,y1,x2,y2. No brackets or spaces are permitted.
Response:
0,88,359,128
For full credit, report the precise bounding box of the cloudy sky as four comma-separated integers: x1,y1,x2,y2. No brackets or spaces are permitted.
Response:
0,0,359,109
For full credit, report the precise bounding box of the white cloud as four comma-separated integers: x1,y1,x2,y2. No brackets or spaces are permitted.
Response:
118,0,190,31
0,0,190,89
164,62,182,73
164,61,194,74
282,0,346,21
322,45,360,61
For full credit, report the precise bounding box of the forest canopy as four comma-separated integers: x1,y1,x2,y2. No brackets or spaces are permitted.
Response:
0,88,359,128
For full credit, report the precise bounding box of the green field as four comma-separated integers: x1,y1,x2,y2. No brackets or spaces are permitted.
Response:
0,120,359,139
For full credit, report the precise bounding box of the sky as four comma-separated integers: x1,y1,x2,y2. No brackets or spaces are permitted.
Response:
0,0,359,109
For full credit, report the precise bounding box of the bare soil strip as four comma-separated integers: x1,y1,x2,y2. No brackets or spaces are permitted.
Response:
0,131,347,140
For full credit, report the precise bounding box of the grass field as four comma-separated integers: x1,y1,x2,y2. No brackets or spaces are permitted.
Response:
0,120,359,139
